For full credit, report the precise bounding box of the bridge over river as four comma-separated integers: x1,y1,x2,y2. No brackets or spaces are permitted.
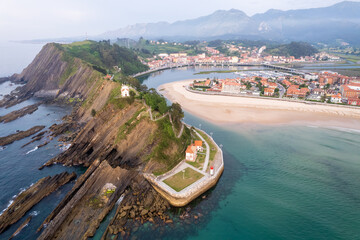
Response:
132,62,308,78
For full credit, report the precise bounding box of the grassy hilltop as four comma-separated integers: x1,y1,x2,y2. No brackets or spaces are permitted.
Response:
55,40,149,75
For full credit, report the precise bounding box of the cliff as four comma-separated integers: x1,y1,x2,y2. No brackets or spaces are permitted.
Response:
0,43,102,108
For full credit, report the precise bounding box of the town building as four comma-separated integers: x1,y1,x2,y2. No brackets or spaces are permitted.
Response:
185,144,197,162
194,140,203,151
347,98,360,106
330,93,342,103
222,81,241,94
264,88,275,96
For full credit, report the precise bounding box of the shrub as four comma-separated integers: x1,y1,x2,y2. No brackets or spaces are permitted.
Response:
91,109,96,117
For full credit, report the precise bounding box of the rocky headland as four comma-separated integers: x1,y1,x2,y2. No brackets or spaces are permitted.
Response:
0,40,216,239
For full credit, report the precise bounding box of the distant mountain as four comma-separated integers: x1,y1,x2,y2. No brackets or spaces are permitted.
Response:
98,1,360,45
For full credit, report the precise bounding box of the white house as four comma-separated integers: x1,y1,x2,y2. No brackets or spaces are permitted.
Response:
121,85,130,97
185,144,197,162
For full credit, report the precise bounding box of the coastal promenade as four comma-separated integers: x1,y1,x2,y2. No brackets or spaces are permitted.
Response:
144,128,224,207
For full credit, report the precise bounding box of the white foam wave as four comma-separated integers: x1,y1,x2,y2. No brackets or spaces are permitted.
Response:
30,210,40,216
0,200,14,216
60,144,71,151
116,194,125,205
26,146,38,155
326,126,360,134
0,184,34,216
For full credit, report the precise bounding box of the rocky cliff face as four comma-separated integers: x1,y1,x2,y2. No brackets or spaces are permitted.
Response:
0,43,101,108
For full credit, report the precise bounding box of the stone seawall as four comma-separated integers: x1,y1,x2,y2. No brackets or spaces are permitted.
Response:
144,129,224,207
144,165,223,207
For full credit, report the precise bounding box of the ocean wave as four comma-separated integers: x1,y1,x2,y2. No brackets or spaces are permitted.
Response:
26,146,38,154
60,144,71,151
326,126,360,134
30,210,40,216
0,200,14,216
116,194,125,205
0,184,34,216
0,146,6,151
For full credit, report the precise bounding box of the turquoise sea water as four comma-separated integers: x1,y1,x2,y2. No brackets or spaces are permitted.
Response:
0,43,359,239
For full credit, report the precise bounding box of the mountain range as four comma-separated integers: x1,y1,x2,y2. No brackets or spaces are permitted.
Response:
99,1,360,45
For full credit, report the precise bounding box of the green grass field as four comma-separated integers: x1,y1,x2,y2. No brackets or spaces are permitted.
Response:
163,167,204,192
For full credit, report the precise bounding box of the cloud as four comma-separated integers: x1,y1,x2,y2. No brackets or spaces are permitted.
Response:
0,0,359,40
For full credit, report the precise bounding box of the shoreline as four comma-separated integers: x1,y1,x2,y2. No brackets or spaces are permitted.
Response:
159,79,360,130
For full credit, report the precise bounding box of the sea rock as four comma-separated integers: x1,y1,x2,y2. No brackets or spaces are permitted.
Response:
140,209,148,216
0,103,41,123
0,172,76,234
37,161,134,240
0,125,45,146
8,216,32,240
120,211,127,218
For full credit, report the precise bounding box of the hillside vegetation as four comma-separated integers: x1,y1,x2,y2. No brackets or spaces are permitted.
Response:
55,40,149,75
115,38,203,58
265,42,318,58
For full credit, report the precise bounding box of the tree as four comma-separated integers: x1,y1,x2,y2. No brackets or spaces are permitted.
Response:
170,103,184,126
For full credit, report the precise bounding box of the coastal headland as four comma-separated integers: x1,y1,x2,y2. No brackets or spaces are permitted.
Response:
0,41,224,239
159,79,360,130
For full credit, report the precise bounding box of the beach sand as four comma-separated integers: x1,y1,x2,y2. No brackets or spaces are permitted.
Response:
159,79,360,130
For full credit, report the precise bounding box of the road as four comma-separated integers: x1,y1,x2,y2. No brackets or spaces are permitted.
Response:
276,82,286,98
194,130,210,172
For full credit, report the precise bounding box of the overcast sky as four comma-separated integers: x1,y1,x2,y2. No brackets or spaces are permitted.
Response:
0,0,358,41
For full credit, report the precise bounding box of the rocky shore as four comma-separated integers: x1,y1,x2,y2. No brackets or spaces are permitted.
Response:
0,103,41,123
102,175,171,239
0,125,45,146
38,161,134,240
0,172,76,234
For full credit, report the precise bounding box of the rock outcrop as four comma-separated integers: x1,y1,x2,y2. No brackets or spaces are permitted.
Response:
0,103,41,123
0,172,76,234
8,216,32,240
38,161,134,240
102,174,171,239
0,125,45,146
43,102,158,168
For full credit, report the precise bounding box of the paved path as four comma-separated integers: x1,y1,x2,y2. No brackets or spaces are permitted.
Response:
194,130,210,172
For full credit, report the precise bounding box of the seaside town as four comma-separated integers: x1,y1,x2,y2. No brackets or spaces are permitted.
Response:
145,41,340,69
188,71,360,106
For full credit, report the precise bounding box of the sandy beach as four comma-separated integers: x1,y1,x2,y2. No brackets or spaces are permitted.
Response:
159,79,360,130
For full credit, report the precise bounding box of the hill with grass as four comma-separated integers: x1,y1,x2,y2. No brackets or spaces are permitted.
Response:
265,42,318,58
56,40,149,75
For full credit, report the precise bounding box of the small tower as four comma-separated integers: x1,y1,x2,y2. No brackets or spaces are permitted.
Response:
210,166,214,176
